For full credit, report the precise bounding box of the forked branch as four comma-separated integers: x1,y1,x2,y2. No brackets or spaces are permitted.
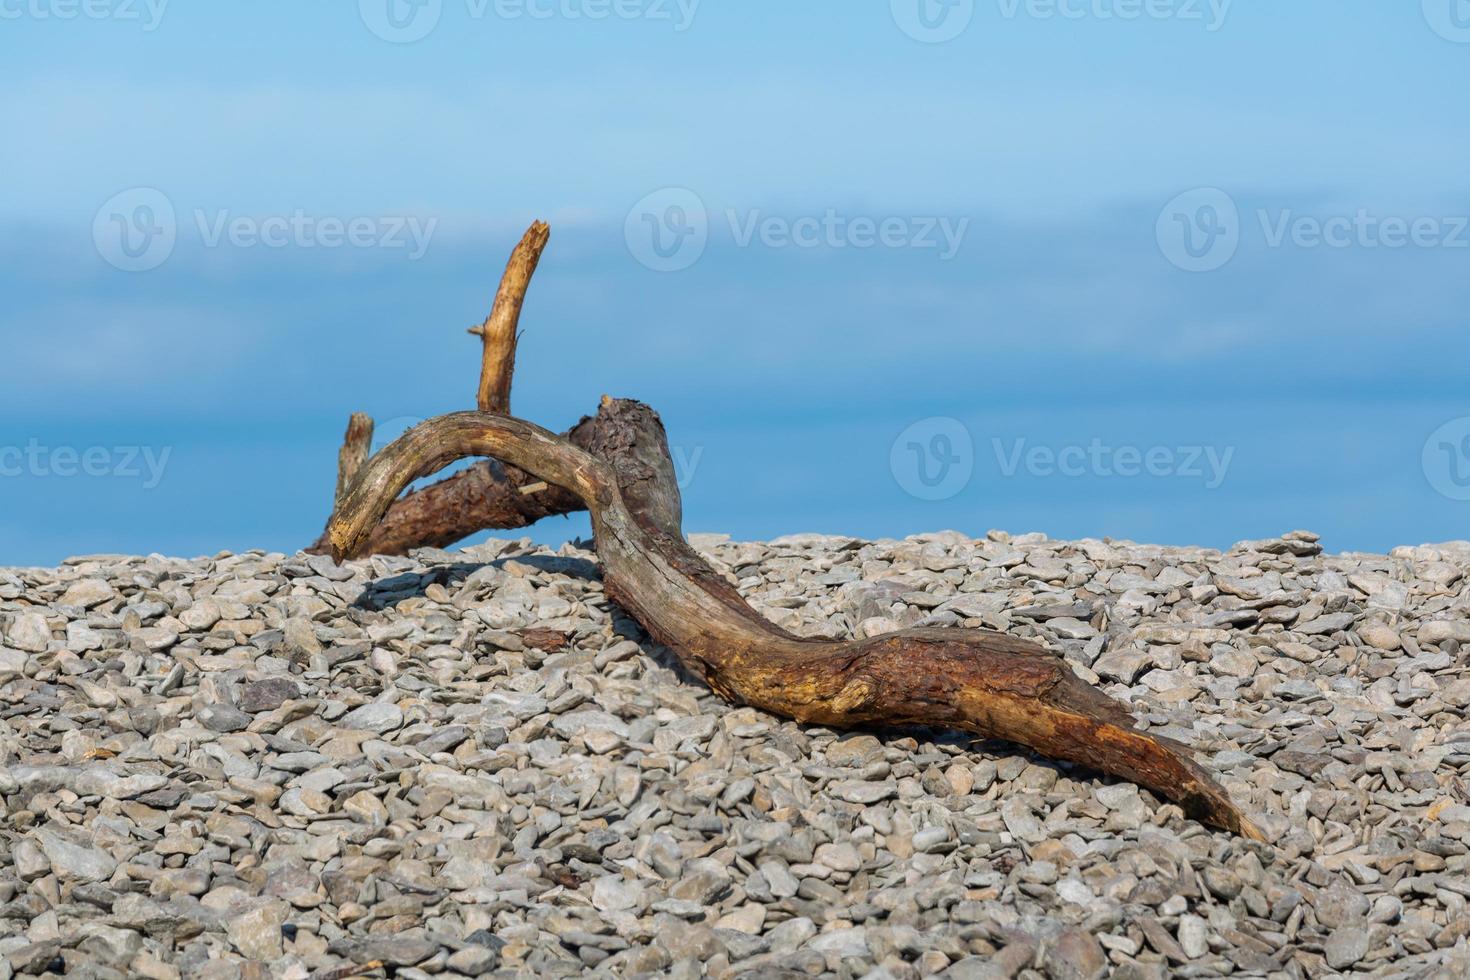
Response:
306,220,578,556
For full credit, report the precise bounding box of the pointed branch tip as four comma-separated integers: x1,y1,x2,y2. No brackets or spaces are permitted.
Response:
476,221,552,415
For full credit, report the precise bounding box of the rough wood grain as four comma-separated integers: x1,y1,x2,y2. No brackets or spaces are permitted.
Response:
328,400,1264,839
333,413,375,508
476,220,550,415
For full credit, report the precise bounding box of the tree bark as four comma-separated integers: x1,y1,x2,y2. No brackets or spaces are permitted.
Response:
307,456,583,557
328,399,1263,840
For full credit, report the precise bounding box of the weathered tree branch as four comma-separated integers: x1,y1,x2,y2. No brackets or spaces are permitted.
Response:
328,401,1264,839
476,220,550,415
334,413,375,508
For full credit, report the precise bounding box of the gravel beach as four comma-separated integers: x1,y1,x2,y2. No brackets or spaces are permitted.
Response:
1,529,1468,979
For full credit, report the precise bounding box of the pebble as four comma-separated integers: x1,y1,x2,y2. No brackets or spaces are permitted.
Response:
1177,913,1209,958
34,830,117,883
225,902,287,961
1325,927,1370,970
715,904,767,934
337,701,403,733
238,678,299,712
1048,928,1107,980
5,611,52,652
816,842,863,872
1420,620,1470,645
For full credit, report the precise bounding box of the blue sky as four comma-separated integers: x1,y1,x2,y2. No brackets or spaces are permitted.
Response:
2,1,1468,565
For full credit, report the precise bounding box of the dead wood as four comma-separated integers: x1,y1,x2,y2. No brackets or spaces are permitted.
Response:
314,222,1262,838
327,400,1264,839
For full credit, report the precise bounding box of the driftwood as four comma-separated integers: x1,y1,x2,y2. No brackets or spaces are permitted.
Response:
317,222,1263,839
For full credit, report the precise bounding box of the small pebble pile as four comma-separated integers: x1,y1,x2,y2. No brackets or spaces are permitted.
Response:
1,529,1468,979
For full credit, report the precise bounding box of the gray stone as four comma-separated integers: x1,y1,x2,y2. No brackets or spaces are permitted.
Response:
74,768,168,800
1324,928,1369,970
35,829,117,883
1419,620,1470,645
592,876,646,913
338,701,404,733
809,926,868,958
1047,928,1107,980
0,647,31,680
198,703,251,733
1177,914,1208,959
225,901,288,960
816,842,863,873
1001,799,1045,843
1094,647,1153,684
830,780,897,804
5,613,52,652
238,678,300,713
